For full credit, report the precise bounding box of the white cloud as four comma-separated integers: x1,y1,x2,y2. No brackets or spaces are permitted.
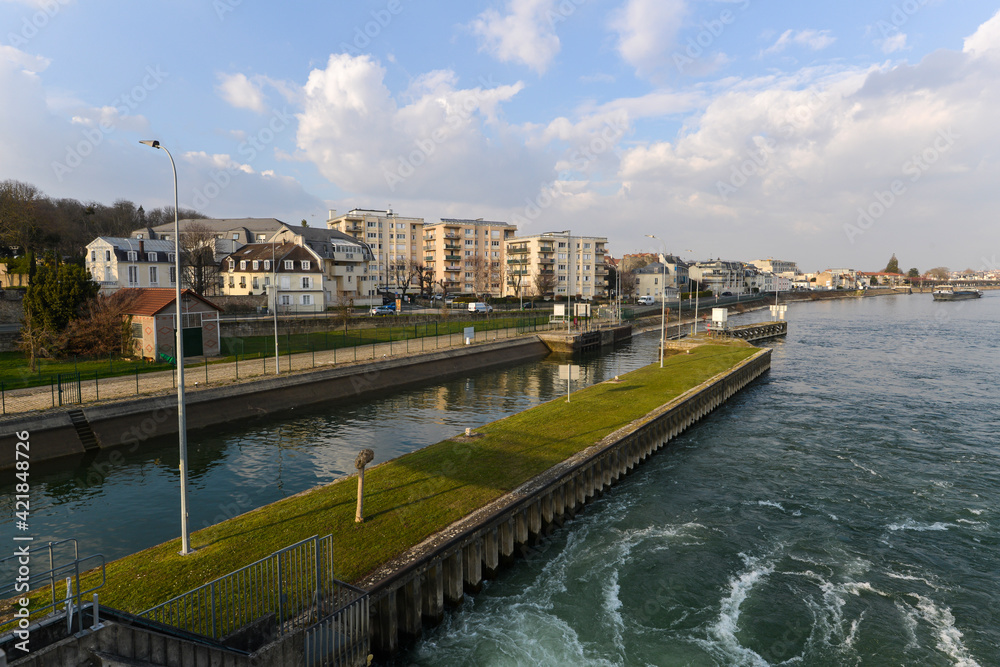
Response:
296,54,543,204
611,0,686,77
470,0,562,74
880,33,908,54
0,45,50,74
963,9,1000,57
216,72,267,112
763,29,836,56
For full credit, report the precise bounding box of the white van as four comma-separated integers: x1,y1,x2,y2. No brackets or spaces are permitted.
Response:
637,295,656,305
468,302,493,313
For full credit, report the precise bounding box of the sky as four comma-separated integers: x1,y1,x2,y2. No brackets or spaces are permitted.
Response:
2,0,999,273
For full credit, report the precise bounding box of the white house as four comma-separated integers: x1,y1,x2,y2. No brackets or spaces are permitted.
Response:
85,237,176,294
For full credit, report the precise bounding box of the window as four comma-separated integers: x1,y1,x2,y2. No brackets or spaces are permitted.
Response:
264,260,270,270
284,260,293,270
281,295,290,306
229,259,235,270
229,276,235,287
264,276,270,286
584,254,591,261
147,252,157,262
240,260,247,270
558,253,567,260
252,277,259,289
132,323,142,339
105,250,111,261
232,233,240,240
252,260,259,270
168,253,175,263
239,277,246,288
169,266,176,284
127,251,138,261
135,234,143,239
301,260,310,270
256,234,266,241
149,266,158,285
128,266,139,286
302,295,312,306
90,250,96,261
584,243,591,249
301,277,311,289
465,229,474,236
491,241,500,246
465,240,474,246
558,242,566,248
368,221,376,227
558,264,566,270
280,276,290,289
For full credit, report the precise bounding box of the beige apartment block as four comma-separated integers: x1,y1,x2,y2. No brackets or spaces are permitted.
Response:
326,208,424,294
423,218,517,296
505,231,608,299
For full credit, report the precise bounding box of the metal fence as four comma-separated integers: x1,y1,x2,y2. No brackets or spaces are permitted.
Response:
0,539,106,635
138,534,348,642
303,585,370,667
0,316,557,419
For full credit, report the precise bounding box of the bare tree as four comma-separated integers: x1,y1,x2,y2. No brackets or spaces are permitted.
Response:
0,180,41,255
417,264,436,297
533,267,556,298
470,256,491,298
389,257,422,299
181,222,220,295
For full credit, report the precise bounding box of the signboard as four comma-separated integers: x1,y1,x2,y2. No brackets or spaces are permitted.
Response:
574,303,591,317
553,304,566,318
769,305,788,320
464,326,475,344
560,364,580,402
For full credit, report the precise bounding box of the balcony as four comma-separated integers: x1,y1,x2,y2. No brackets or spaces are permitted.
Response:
508,246,529,254
445,266,461,272
537,258,554,265
445,254,461,261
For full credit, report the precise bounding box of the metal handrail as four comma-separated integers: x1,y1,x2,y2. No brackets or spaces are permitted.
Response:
0,539,106,634
138,534,335,641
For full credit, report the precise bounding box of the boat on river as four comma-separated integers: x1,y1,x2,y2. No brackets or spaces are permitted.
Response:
932,285,982,301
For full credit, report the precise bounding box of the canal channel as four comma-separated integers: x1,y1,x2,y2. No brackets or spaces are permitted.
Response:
2,316,770,566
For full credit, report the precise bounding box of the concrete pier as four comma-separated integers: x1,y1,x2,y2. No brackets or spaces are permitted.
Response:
358,347,772,661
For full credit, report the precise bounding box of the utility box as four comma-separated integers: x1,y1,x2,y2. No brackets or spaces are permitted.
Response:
711,307,728,330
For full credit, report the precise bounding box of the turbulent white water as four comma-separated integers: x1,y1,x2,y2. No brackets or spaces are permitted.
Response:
397,293,1000,666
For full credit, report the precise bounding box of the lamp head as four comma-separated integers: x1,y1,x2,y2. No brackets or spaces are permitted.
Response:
139,140,161,149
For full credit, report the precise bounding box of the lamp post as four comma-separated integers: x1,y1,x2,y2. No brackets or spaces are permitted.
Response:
645,235,667,368
139,140,191,555
271,240,280,373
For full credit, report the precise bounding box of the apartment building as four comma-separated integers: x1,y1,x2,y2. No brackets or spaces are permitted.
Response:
750,258,799,275
689,260,749,294
634,255,689,299
271,226,376,306
505,231,608,299
326,208,424,294
422,218,517,296
220,243,326,313
85,237,177,294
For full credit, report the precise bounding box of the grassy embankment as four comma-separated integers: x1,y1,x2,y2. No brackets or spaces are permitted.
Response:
23,342,758,617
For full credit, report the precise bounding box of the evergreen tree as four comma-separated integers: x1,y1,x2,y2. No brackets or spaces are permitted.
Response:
884,254,900,274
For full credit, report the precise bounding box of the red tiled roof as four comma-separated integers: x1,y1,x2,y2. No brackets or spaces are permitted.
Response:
125,288,222,316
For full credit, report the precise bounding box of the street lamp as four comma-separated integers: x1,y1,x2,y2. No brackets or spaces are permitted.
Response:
139,139,191,555
271,240,280,373
645,235,667,368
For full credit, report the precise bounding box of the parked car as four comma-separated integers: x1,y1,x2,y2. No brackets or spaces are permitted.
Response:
637,295,656,305
431,294,443,300
369,304,396,316
721,291,733,296
521,301,535,309
468,302,493,314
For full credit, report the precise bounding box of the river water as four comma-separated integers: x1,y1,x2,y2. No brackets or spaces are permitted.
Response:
397,293,1000,666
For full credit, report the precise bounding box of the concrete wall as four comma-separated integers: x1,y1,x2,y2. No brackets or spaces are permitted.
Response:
0,337,551,470
356,348,772,659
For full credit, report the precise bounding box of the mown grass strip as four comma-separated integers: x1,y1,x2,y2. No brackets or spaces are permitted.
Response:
34,343,758,616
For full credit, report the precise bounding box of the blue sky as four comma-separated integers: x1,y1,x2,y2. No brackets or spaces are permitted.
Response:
2,0,999,272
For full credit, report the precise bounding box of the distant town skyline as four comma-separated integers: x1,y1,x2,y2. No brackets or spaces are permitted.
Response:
2,1,999,272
